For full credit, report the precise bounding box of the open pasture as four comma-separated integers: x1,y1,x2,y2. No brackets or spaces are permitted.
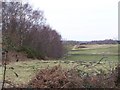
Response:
65,44,119,61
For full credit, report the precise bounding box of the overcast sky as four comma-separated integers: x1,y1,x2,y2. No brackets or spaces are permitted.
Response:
27,0,118,41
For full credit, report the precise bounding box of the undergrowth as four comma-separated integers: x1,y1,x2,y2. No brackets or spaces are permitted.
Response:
27,65,119,88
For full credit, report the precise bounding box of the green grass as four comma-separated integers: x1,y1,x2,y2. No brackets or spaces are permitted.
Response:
69,47,118,55
4,60,60,85
0,59,117,86
65,54,118,61
69,44,118,54
3,60,78,85
64,44,119,61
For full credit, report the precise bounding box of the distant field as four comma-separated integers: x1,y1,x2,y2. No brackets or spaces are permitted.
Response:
64,44,119,62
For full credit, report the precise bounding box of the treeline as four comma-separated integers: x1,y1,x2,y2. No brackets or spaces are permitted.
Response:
84,39,118,44
63,40,80,46
2,2,64,59
63,39,119,45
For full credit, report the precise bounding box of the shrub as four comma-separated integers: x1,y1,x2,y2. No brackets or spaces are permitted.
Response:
78,45,87,48
16,46,41,59
27,65,119,88
28,65,83,88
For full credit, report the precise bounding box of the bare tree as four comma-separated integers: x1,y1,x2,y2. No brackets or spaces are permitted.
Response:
2,2,64,59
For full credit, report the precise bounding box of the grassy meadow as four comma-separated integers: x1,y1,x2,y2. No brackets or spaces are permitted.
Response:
64,44,118,62
0,44,119,87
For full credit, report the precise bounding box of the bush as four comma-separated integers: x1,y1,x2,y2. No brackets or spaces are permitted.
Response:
28,65,83,88
27,65,119,88
78,45,87,48
16,46,41,59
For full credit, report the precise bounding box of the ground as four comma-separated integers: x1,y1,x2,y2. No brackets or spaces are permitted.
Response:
0,44,119,87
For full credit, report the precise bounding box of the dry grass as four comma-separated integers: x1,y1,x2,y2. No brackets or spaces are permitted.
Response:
27,65,118,88
28,65,84,88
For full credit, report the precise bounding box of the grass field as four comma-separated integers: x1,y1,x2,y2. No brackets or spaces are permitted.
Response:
1,59,118,86
64,44,118,62
0,44,119,87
